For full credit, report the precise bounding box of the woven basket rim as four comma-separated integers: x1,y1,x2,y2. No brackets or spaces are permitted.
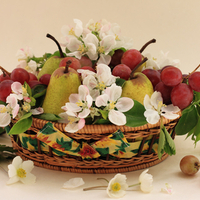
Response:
31,111,181,134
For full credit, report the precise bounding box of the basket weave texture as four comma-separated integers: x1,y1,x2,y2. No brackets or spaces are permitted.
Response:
11,116,179,174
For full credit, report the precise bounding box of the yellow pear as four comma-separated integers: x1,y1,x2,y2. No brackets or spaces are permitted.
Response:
121,72,154,105
42,63,81,115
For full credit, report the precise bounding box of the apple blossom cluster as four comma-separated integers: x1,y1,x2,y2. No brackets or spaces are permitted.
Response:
16,47,38,75
60,19,134,65
60,64,134,133
0,82,43,127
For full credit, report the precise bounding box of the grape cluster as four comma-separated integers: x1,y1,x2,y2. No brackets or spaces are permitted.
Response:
109,47,200,110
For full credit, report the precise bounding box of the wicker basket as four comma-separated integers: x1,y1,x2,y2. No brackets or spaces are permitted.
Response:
11,116,180,174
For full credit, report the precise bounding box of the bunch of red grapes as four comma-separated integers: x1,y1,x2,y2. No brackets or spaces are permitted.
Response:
0,67,51,102
110,48,200,110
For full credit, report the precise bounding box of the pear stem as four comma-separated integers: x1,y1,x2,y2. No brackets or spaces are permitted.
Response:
139,38,156,53
0,66,11,76
64,60,72,73
46,33,65,58
129,57,148,79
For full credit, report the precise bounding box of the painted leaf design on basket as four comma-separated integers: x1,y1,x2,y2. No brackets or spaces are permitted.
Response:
39,122,57,135
36,122,81,157
79,142,100,159
91,129,130,156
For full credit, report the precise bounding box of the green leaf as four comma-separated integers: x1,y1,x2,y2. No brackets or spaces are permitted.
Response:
175,104,198,135
93,118,111,125
0,145,16,161
193,116,200,145
193,91,200,104
34,113,61,121
115,78,126,87
24,82,32,97
157,129,165,159
0,101,6,106
163,127,176,156
32,84,47,98
124,100,147,127
8,115,33,135
99,110,109,120
30,97,36,107
0,127,5,135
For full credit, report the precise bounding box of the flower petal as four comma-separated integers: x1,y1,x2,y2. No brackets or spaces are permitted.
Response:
7,175,20,185
108,110,126,126
144,109,160,124
21,160,34,173
63,177,85,189
115,97,134,112
20,173,36,184
95,94,109,107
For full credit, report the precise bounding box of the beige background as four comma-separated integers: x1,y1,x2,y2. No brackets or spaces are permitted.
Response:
1,0,200,74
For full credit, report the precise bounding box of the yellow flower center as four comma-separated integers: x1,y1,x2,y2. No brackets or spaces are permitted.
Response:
76,100,83,107
109,101,116,110
22,103,31,112
78,44,87,54
67,116,77,124
25,65,30,71
68,28,75,36
96,82,106,91
0,106,7,113
111,182,121,192
115,34,120,41
17,168,26,178
98,46,105,54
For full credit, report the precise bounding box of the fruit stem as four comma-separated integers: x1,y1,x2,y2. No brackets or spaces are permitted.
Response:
129,57,148,79
183,64,200,81
0,66,11,76
139,38,156,53
46,33,65,58
64,60,72,73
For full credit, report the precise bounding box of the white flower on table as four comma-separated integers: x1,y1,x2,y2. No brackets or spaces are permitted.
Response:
95,83,134,126
143,91,180,124
139,169,153,193
107,173,128,198
7,156,36,185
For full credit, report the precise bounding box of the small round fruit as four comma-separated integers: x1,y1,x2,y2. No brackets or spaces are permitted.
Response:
39,74,51,85
28,73,38,81
0,80,14,102
10,68,30,84
142,69,161,88
112,64,132,80
180,155,200,176
171,83,193,109
80,66,96,72
59,57,81,71
28,80,42,88
109,49,124,67
155,81,173,104
160,65,182,87
188,71,200,92
0,72,10,82
121,49,142,70
79,56,93,68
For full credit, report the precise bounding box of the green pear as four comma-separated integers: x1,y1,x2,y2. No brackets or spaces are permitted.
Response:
37,33,65,79
121,72,154,105
42,63,81,115
37,56,62,79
